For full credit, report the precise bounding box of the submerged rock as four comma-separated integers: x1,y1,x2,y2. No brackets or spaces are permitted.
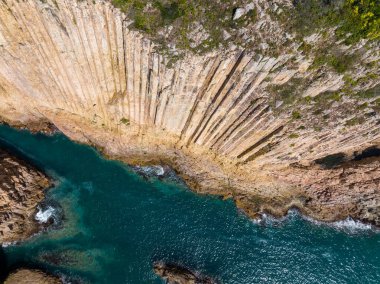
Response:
134,165,166,178
132,165,185,185
153,262,217,284
4,269,61,284
0,148,52,243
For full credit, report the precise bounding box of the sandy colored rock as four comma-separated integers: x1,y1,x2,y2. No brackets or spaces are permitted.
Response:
4,269,61,284
0,148,52,243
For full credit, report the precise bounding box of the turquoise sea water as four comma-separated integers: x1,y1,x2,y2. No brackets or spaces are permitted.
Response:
0,124,379,284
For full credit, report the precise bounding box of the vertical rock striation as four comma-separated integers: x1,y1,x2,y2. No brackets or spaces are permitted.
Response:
0,0,379,224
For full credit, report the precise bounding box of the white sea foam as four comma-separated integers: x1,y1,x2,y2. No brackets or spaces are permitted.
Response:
252,209,377,234
35,206,55,223
139,165,165,176
251,209,298,226
332,217,373,230
2,241,16,248
305,216,375,233
153,166,165,176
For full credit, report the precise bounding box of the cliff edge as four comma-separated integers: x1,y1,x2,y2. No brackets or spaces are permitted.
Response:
0,0,379,225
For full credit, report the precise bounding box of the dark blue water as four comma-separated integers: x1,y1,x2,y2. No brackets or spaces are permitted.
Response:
0,124,379,284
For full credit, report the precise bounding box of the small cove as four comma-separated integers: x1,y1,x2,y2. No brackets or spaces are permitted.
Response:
0,124,379,283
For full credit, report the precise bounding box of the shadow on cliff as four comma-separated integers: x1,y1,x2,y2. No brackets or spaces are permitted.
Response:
314,146,380,169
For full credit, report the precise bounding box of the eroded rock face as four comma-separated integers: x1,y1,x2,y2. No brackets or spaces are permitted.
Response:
0,148,52,243
284,156,380,226
154,262,217,284
4,269,61,284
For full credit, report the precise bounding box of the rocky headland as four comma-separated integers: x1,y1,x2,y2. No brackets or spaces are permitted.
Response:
0,0,379,226
154,262,217,284
0,148,52,243
0,148,61,283
4,269,61,284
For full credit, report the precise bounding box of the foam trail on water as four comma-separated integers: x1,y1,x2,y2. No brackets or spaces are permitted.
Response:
333,217,373,230
2,241,16,248
252,209,377,234
306,216,375,233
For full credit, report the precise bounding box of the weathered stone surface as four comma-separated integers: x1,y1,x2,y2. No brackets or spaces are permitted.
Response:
281,157,380,225
233,3,255,20
154,262,217,284
4,269,61,284
0,0,378,225
0,148,51,243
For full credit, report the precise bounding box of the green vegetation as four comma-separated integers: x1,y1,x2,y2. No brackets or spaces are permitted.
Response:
345,116,365,126
268,78,305,106
298,41,312,55
357,102,368,110
111,0,257,54
120,117,130,125
289,133,300,139
109,0,379,56
290,0,380,43
312,91,342,108
339,0,380,42
289,0,342,36
312,52,356,73
352,85,380,99
291,111,302,120
373,98,380,112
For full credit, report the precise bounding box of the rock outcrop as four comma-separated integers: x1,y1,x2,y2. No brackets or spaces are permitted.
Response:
0,0,378,225
154,262,217,284
4,269,61,284
0,148,51,243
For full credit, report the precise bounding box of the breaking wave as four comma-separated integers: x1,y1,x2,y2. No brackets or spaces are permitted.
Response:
35,206,56,223
253,209,377,234
34,199,63,229
305,216,376,234
134,165,165,177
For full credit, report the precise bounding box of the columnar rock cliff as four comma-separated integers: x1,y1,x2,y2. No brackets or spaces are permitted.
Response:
0,0,379,224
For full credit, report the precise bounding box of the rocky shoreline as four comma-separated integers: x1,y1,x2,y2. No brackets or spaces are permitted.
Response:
0,147,53,243
0,0,379,232
154,262,218,284
0,145,62,283
4,269,61,284
0,123,376,284
4,118,379,229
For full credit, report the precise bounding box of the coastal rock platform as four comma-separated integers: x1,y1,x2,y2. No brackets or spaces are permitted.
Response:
0,148,52,243
4,269,61,284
